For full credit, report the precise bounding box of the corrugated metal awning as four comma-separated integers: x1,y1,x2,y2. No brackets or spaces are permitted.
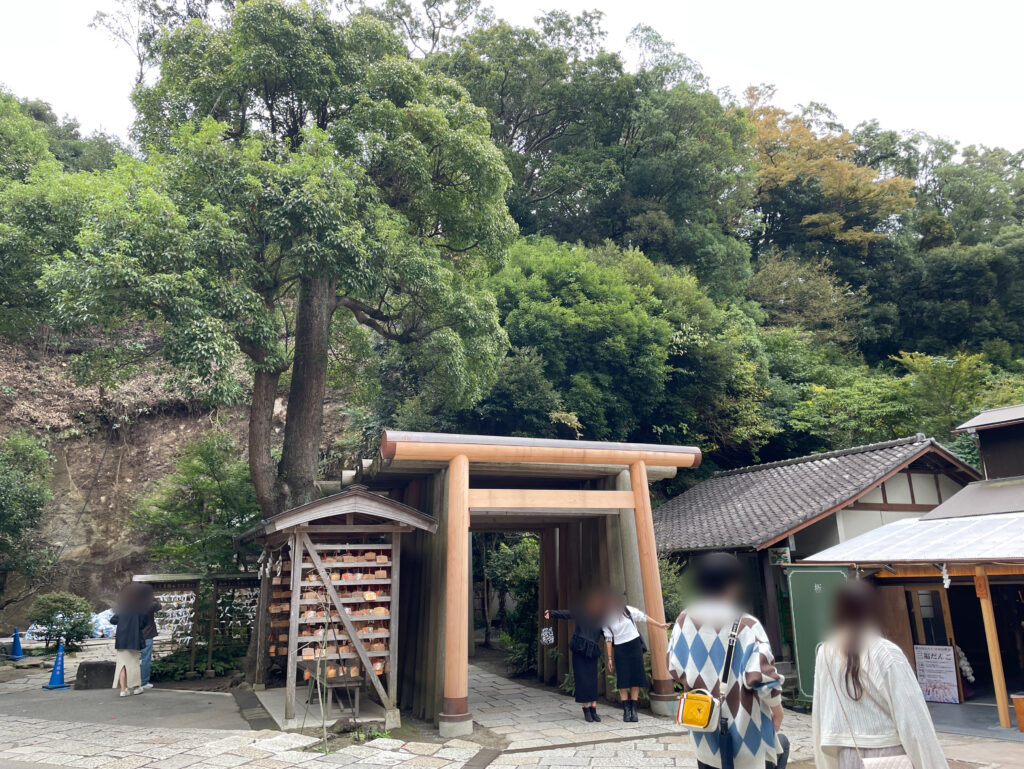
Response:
802,512,1024,564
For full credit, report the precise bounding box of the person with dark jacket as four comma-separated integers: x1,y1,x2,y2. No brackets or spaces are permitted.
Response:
110,582,148,697
545,587,608,722
137,583,162,689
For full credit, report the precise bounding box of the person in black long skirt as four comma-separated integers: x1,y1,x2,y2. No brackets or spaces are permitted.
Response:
603,592,670,722
545,588,607,722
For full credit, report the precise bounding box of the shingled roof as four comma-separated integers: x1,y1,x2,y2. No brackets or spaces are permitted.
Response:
653,435,978,553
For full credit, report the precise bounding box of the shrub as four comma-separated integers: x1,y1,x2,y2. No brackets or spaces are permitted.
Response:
26,591,93,650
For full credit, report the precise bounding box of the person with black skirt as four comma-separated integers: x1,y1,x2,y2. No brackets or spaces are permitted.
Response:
603,595,670,722
544,588,607,723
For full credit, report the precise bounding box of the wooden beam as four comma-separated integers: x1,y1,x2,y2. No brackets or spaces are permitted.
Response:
846,502,935,512
629,461,673,708
871,564,1024,579
975,566,1012,728
440,454,472,733
467,488,635,511
382,431,700,468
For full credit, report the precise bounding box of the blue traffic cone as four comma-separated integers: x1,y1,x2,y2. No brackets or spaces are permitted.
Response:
9,627,24,661
42,643,70,690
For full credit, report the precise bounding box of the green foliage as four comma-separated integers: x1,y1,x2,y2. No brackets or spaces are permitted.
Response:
131,429,261,572
448,238,774,456
429,17,755,298
150,644,244,682
0,434,54,586
486,535,539,674
0,91,53,184
659,557,693,623
26,591,93,650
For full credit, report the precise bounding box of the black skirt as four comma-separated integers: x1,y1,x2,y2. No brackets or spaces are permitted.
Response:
571,650,599,703
613,636,648,689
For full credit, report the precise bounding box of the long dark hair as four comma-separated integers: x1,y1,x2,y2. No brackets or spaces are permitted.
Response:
833,579,879,701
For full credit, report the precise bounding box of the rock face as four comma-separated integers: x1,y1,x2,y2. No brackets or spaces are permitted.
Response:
0,341,350,632
0,340,246,630
74,660,116,689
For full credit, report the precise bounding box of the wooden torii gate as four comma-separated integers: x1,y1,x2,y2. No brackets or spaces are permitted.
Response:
380,431,701,736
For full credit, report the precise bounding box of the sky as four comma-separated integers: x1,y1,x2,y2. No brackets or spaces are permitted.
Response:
1,0,1022,150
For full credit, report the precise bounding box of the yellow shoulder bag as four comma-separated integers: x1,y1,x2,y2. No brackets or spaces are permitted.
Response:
676,616,741,732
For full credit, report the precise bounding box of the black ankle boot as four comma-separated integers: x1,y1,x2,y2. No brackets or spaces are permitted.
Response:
589,706,601,722
629,700,639,722
622,701,630,721
583,706,594,722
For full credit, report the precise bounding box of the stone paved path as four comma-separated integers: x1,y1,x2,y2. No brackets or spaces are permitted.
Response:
0,657,1018,768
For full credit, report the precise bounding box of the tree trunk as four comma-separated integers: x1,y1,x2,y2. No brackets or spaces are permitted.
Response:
249,367,283,517
278,275,335,510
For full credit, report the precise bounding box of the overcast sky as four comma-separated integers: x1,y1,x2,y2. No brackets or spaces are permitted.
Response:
2,0,1021,150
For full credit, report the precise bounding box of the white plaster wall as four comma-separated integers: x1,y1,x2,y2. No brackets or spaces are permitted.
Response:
883,473,912,503
910,472,940,504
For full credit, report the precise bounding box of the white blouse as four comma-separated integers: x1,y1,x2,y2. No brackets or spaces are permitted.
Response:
603,606,647,644
812,634,949,769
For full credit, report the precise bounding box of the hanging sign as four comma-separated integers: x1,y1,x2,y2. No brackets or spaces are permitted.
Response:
768,547,791,565
914,644,959,703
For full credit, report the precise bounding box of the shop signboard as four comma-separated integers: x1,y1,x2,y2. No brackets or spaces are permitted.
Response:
914,644,959,703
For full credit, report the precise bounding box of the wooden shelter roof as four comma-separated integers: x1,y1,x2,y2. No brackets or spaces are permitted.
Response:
241,484,437,542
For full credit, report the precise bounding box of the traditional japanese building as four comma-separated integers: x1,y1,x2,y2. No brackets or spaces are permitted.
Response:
652,435,980,662
800,405,1024,732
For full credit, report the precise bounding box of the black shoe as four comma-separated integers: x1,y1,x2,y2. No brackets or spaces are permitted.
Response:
583,706,594,722
589,706,601,722
622,702,630,722
629,700,639,722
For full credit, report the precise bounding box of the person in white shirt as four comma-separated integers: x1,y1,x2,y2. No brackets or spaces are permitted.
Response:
813,579,949,769
603,592,669,722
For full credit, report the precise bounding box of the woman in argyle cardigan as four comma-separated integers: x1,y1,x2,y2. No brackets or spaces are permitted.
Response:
668,553,788,769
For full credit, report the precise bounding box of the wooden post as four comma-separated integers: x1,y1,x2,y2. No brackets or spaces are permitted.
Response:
556,523,570,683
284,534,302,722
389,531,402,706
253,561,271,688
615,469,646,613
758,550,783,658
975,566,1012,728
541,527,558,685
439,454,472,737
206,581,219,675
629,460,673,715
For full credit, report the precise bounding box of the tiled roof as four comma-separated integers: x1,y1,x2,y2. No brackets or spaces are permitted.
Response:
653,435,967,553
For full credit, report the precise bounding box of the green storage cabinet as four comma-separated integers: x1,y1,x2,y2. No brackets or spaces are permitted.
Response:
786,564,850,699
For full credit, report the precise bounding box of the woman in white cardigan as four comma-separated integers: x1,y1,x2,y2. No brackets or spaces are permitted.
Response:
812,580,949,769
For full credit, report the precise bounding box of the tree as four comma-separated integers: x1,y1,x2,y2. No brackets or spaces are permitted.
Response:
26,591,94,650
746,86,915,260
892,351,991,439
430,17,755,298
131,429,262,572
0,91,52,184
18,97,125,173
747,250,868,345
788,373,914,448
0,434,55,610
43,0,515,517
485,535,539,673
412,238,775,460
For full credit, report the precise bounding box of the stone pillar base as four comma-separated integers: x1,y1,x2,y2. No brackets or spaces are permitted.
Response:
384,708,402,731
438,712,474,738
650,691,678,717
